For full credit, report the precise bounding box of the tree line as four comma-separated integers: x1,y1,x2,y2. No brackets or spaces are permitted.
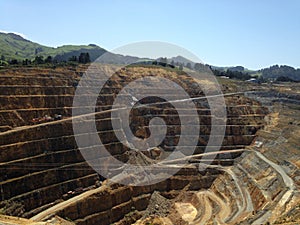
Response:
210,68,252,80
260,65,300,82
154,58,254,81
0,52,91,66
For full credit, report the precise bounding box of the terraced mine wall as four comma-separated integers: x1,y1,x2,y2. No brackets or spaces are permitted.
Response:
0,66,269,222
55,168,220,225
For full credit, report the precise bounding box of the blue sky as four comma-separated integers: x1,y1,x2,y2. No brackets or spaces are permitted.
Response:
0,0,299,69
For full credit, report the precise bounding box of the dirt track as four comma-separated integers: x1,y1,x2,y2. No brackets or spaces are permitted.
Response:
31,186,106,221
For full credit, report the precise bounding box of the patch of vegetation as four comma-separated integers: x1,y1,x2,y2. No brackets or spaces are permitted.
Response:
0,51,93,70
276,76,299,82
211,68,253,80
0,32,106,64
260,65,300,82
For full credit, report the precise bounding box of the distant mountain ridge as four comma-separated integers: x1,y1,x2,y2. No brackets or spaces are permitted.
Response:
0,32,299,81
168,55,196,66
0,32,198,66
0,32,107,62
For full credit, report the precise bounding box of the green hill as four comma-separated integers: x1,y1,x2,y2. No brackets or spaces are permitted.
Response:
1,32,299,82
0,32,107,62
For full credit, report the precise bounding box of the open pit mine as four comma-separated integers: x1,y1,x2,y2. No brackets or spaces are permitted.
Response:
0,65,299,225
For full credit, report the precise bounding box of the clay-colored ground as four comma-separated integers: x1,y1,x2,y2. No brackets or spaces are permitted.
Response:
0,65,299,224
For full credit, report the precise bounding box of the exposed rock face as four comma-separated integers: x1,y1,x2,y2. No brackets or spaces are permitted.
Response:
128,84,300,225
53,170,219,225
1,65,298,224
0,215,74,225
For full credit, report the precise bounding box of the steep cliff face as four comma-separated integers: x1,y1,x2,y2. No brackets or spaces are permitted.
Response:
1,65,298,225
52,169,220,225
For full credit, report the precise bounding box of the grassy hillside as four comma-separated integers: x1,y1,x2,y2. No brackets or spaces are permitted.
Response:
0,32,107,62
